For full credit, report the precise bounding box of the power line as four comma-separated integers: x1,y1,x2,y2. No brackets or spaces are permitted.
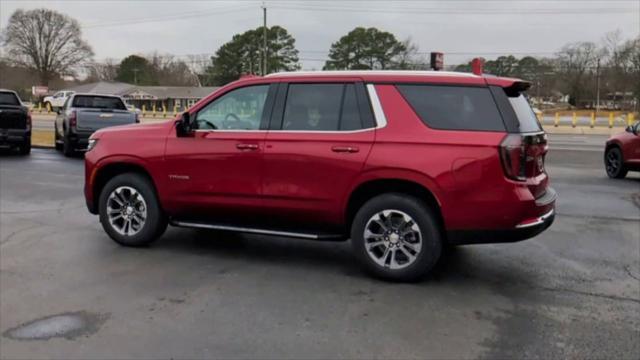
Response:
82,4,257,28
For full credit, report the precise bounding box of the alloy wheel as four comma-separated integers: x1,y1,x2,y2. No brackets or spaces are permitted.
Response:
363,209,423,270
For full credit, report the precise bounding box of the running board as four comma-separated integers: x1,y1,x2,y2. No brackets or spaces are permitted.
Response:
170,220,345,240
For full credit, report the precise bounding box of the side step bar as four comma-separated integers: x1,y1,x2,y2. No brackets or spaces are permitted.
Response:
170,220,345,241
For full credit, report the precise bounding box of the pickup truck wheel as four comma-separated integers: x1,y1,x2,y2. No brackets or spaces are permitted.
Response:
99,173,167,247
62,134,74,157
351,193,442,282
18,139,31,155
605,147,628,179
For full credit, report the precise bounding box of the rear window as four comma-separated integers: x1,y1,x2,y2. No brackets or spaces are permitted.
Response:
396,85,505,131
0,92,20,106
72,95,126,110
508,94,542,132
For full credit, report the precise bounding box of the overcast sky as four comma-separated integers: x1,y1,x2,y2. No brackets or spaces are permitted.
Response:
1,0,639,70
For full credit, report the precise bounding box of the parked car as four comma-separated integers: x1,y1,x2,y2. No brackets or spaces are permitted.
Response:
84,71,556,281
0,89,31,155
55,93,137,157
43,91,74,110
604,121,640,178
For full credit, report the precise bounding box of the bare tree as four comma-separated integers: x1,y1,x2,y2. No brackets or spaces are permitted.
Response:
556,42,600,107
86,58,119,81
1,8,93,85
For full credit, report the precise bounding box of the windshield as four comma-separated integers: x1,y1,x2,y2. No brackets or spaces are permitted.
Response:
0,92,21,106
72,95,126,110
508,94,542,133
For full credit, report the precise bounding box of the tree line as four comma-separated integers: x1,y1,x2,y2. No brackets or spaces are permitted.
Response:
1,8,638,109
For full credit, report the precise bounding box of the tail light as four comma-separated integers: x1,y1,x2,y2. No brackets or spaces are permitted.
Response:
26,111,32,131
500,134,526,181
500,133,548,181
69,110,77,128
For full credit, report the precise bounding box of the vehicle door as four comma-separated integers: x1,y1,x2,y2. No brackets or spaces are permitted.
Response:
163,84,276,221
262,81,376,227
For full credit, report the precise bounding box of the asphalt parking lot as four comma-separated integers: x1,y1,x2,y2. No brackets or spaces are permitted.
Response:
1,135,639,359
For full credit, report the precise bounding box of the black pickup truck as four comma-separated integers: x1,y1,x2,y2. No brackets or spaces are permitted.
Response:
0,90,31,155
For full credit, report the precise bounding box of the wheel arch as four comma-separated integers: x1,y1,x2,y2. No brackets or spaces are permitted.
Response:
344,178,445,236
91,160,161,214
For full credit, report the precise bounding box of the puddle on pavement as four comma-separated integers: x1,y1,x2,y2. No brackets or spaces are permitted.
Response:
3,311,108,341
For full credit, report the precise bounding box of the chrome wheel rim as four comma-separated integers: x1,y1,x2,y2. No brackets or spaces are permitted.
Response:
364,209,422,270
107,186,147,236
606,150,620,175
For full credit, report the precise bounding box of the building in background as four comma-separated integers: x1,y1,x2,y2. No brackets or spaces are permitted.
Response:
64,81,219,112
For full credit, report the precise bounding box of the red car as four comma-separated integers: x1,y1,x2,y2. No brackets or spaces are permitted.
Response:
605,121,640,179
84,71,556,281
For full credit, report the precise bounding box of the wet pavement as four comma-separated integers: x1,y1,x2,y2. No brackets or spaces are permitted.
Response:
0,143,638,359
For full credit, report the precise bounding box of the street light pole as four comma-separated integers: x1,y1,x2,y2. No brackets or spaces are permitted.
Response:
262,2,267,76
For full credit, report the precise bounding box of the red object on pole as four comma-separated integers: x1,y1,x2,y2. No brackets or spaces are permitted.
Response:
471,58,484,75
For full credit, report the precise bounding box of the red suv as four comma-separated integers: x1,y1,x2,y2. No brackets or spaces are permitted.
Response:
84,71,556,281
604,121,640,179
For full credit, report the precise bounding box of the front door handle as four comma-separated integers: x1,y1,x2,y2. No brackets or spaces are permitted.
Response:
236,143,259,151
331,146,359,153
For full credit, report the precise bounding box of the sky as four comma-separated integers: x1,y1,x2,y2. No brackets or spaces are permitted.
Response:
1,0,639,70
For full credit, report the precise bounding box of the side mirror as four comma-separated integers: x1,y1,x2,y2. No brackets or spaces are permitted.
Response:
176,112,193,137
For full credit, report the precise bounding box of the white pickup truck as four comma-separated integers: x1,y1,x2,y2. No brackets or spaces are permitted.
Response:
54,93,138,156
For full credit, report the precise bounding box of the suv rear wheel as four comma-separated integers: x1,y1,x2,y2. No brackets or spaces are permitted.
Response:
99,173,167,247
351,193,442,282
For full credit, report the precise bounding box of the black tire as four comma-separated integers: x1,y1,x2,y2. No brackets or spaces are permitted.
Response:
605,147,628,179
54,124,63,151
351,193,442,282
98,173,167,247
18,138,31,155
62,133,74,157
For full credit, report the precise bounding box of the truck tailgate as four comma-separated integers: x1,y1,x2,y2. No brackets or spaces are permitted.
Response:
76,109,135,131
0,105,27,129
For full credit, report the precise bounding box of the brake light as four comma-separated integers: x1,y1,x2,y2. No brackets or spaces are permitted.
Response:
26,111,32,131
69,110,77,128
500,134,526,181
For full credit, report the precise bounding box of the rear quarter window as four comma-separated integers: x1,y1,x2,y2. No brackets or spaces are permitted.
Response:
508,94,542,133
396,85,505,132
0,92,21,106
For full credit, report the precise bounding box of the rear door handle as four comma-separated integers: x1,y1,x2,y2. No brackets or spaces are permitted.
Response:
236,143,259,151
331,146,359,153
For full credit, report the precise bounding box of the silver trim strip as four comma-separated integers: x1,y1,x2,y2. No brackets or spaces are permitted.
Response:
366,84,387,128
515,209,554,229
171,220,322,239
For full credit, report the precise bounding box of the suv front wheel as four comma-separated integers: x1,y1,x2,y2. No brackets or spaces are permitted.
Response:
99,173,167,246
351,193,442,282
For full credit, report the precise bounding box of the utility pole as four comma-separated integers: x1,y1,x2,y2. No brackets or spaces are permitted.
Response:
595,58,601,115
262,2,267,76
132,68,139,85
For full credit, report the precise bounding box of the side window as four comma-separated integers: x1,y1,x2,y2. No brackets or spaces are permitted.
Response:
62,97,71,110
281,83,364,131
54,92,63,98
396,85,505,131
195,85,269,130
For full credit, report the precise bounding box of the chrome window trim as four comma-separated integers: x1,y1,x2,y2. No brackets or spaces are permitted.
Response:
366,84,387,129
190,83,387,134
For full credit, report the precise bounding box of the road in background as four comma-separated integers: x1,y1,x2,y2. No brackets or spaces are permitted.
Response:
1,145,638,359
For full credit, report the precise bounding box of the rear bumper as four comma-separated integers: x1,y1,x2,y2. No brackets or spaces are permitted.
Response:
68,130,92,150
0,129,30,146
447,187,557,245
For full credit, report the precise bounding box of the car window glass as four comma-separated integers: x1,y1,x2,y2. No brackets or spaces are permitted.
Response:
397,85,505,132
72,95,126,110
282,84,364,131
196,85,269,130
62,97,71,109
0,92,20,105
340,84,362,130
